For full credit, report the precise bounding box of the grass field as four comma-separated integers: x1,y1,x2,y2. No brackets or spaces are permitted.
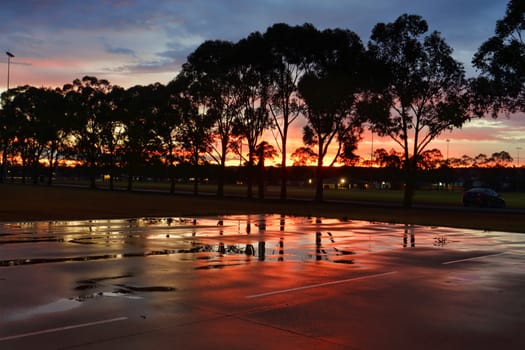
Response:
84,180,525,208
1,183,524,233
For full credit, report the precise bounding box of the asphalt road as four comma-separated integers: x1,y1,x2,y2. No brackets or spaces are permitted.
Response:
1,215,524,349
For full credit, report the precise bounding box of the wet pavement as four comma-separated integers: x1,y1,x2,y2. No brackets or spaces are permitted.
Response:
1,215,525,349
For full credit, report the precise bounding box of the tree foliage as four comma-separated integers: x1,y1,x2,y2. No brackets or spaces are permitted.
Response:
363,14,470,207
473,0,525,115
299,27,366,201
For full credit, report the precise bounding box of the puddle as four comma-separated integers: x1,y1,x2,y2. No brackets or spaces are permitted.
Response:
1,215,524,270
1,215,524,322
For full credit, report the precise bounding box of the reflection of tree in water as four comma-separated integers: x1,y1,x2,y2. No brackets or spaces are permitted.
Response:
278,237,284,262
316,232,326,260
433,236,448,247
315,231,354,263
184,216,358,264
403,224,415,248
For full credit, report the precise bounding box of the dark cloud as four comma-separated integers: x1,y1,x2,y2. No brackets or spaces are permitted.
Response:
102,41,137,57
0,0,510,83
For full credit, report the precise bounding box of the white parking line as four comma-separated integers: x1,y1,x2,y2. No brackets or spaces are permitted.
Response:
442,252,506,265
246,271,397,299
0,317,128,342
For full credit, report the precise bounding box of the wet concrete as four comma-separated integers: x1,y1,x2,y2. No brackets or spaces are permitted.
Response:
1,215,524,349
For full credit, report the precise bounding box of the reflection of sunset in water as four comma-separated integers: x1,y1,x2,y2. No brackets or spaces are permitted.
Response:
1,215,522,269
2,214,525,349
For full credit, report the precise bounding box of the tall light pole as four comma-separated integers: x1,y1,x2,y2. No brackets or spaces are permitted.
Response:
6,51,14,92
2,51,14,184
517,147,522,167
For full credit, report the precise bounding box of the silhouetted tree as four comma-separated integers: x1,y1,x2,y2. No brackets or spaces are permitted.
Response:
32,87,70,185
374,148,402,169
363,14,471,207
299,28,366,201
264,23,319,200
120,84,158,191
157,82,184,194
1,88,23,182
177,104,214,196
472,0,525,115
2,86,40,183
418,148,444,170
254,141,278,199
63,76,113,189
291,146,317,166
233,32,274,199
490,150,514,167
474,153,490,167
179,40,241,198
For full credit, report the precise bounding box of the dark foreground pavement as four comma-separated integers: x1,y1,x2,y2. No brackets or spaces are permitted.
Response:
1,216,524,349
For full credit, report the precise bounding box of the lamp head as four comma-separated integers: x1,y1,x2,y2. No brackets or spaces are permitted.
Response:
6,51,14,58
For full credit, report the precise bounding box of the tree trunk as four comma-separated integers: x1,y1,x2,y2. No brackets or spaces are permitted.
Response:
127,174,133,191
314,141,325,202
168,146,175,195
170,176,176,194
193,177,199,196
109,155,114,191
246,166,253,199
402,159,417,208
258,147,265,200
217,141,228,199
246,154,254,199
47,152,58,186
280,142,287,200
217,164,225,199
88,157,97,189
0,144,7,183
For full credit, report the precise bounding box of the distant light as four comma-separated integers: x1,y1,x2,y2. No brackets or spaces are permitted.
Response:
6,51,14,58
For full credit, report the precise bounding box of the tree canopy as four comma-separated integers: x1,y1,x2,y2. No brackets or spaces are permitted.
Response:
362,14,471,207
473,0,525,115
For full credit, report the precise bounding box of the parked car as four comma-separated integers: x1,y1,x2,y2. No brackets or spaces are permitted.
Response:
462,188,506,208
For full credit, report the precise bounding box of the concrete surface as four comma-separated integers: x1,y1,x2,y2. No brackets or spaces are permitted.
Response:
1,215,524,349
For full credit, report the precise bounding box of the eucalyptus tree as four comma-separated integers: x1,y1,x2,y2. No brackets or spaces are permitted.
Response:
2,86,62,184
233,32,274,199
473,0,524,115
362,14,471,207
176,101,215,196
0,108,7,183
178,40,242,198
263,23,319,200
154,81,183,194
254,141,278,199
0,86,35,182
63,76,113,189
0,89,20,182
99,85,127,190
30,87,70,185
119,84,159,191
298,28,367,202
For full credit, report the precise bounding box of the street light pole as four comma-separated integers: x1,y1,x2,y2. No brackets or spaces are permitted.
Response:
6,51,14,92
517,147,522,167
2,51,14,184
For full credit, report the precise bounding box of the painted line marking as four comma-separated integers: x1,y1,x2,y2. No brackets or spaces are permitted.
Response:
246,271,397,299
0,317,128,342
442,252,506,265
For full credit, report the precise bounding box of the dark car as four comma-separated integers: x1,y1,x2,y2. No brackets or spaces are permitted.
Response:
462,188,505,208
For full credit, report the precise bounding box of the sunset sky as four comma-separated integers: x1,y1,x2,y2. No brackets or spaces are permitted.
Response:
1,0,523,164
